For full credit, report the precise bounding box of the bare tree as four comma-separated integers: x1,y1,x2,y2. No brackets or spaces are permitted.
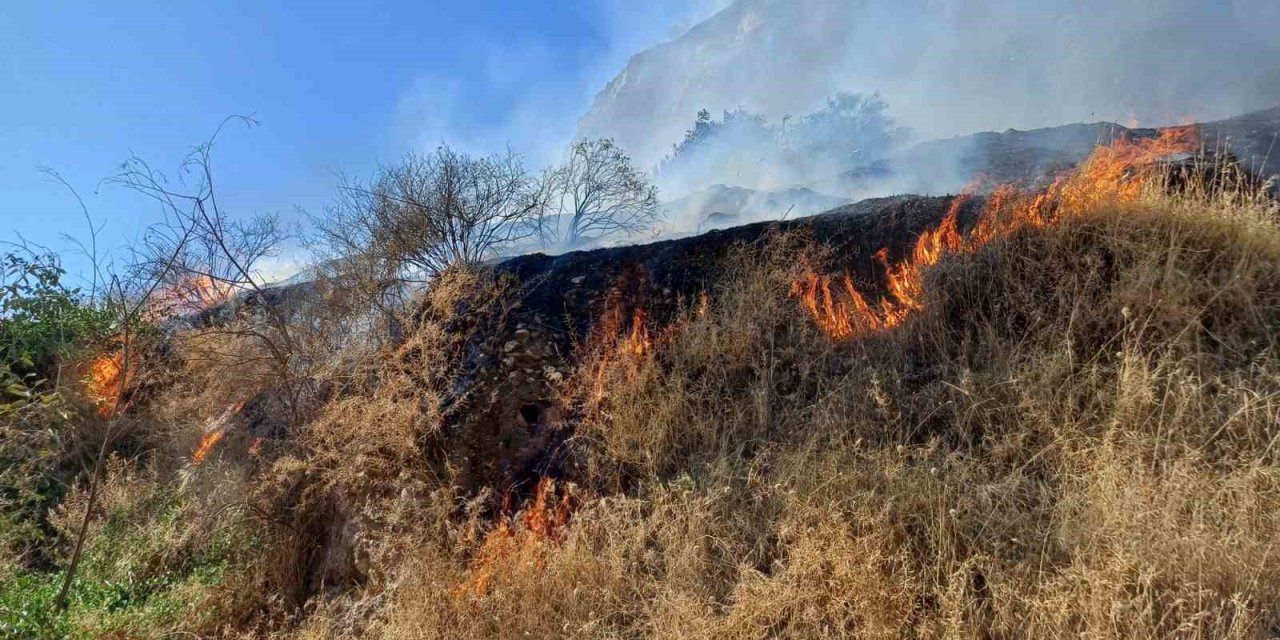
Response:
111,118,307,413
539,138,660,249
310,146,542,344
317,145,540,283
115,121,283,313
56,125,314,611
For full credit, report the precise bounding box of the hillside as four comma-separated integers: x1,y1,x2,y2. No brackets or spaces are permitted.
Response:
578,0,1280,167
12,1,1280,637
6,121,1280,638
818,106,1280,197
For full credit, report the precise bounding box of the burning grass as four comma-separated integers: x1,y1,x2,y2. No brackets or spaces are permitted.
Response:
350,175,1280,638
17,146,1280,639
80,343,134,417
453,478,579,599
793,127,1210,341
147,274,237,320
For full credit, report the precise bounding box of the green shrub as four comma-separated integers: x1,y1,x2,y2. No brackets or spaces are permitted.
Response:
1,251,116,574
1,461,239,639
1,251,114,378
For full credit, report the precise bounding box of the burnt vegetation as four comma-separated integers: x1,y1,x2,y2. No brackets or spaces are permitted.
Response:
4,112,1280,639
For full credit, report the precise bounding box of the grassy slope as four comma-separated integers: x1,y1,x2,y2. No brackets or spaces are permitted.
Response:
6,188,1280,639
303,190,1280,638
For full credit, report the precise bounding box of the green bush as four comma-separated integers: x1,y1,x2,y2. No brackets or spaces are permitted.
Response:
1,251,114,379
1,251,117,610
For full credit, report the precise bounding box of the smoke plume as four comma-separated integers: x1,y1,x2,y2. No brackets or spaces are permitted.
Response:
578,0,1280,182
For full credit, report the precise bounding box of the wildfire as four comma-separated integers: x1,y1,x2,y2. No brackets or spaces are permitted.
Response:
1043,125,1200,213
795,127,1201,339
454,478,577,598
592,290,654,360
192,401,245,465
622,308,653,357
149,274,236,320
192,430,225,465
790,273,885,340
520,477,576,541
82,346,132,417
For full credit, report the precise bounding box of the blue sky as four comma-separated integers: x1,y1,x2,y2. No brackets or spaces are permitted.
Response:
0,1,721,283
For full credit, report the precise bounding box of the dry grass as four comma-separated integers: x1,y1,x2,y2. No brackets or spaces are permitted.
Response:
35,179,1280,638
309,186,1280,639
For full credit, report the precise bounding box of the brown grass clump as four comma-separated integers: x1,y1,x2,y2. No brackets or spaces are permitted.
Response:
304,267,516,468
189,266,529,634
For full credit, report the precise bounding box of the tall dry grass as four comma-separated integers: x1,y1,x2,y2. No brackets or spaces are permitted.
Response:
60,171,1277,638
307,185,1280,639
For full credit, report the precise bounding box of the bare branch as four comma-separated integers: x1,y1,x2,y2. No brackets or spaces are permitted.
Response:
539,138,661,249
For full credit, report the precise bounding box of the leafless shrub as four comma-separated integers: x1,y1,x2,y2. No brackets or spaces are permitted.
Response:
538,138,661,249
316,146,539,285
112,118,311,426
311,145,542,349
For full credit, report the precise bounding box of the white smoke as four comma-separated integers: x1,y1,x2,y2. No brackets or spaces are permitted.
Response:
578,0,1280,173
394,0,734,170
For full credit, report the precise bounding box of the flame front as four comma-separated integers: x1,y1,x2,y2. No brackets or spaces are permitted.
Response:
192,430,225,465
83,347,131,417
795,128,1200,339
454,478,576,598
790,273,885,340
149,275,236,320
192,401,245,465
622,308,653,357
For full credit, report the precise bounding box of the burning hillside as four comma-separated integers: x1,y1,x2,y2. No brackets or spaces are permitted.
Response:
14,116,1280,637
794,126,1206,340
129,112,1272,504
12,0,1280,635
377,124,1265,502
324,136,1276,637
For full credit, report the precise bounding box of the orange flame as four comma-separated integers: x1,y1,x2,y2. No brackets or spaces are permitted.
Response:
521,477,575,542
794,127,1200,339
592,293,654,359
192,430,225,465
622,308,653,357
82,346,133,417
790,273,886,340
454,478,577,598
192,401,245,465
149,275,236,320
